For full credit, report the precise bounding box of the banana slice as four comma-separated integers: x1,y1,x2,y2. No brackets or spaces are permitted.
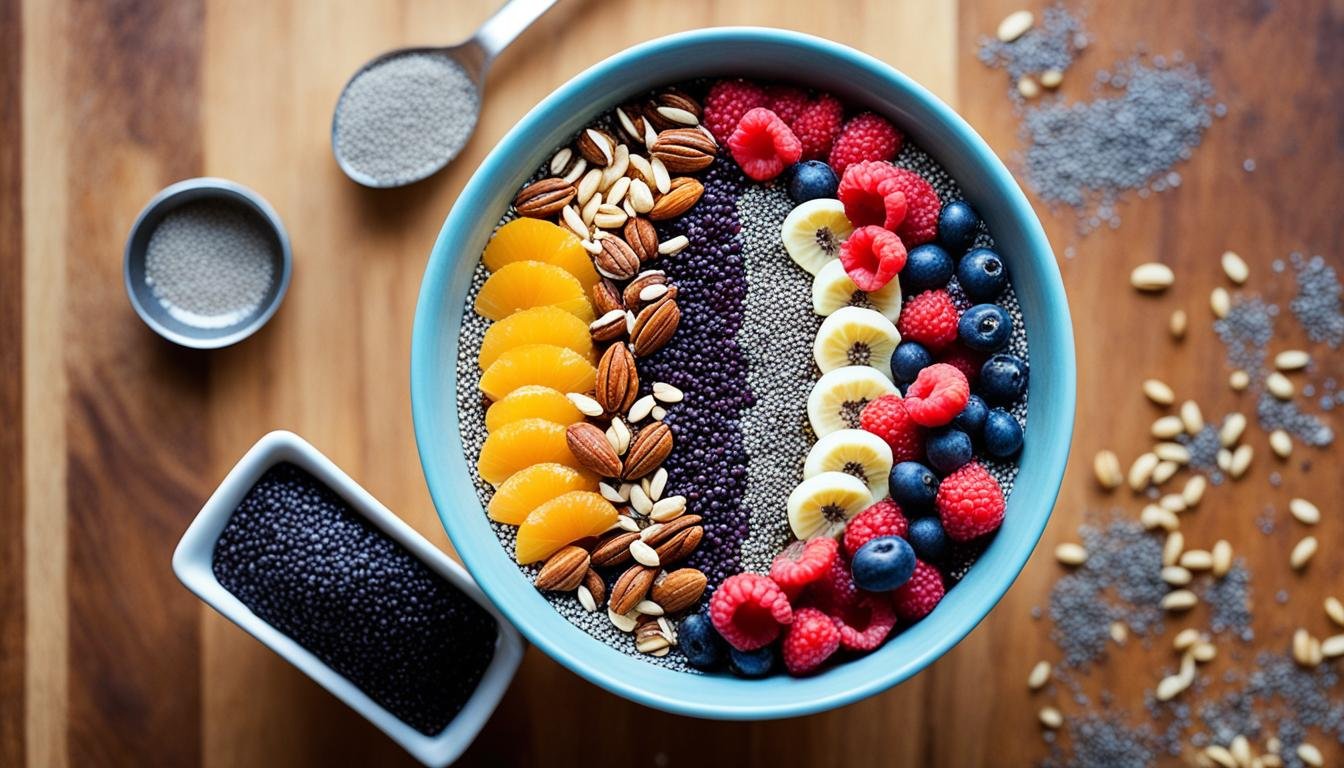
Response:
782,199,855,275
813,306,901,380
807,365,900,437
803,429,894,501
787,471,873,540
811,258,903,321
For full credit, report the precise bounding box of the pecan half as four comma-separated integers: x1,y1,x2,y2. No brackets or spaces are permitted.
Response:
654,525,703,564
649,177,704,221
513,177,576,218
566,422,622,477
622,271,667,307
643,514,701,547
577,127,617,166
582,568,606,607
595,342,639,414
630,296,680,356
590,531,639,568
534,546,589,591
651,129,716,174
623,217,659,264
623,422,674,480
590,278,625,316
594,236,641,280
609,564,658,614
589,309,627,344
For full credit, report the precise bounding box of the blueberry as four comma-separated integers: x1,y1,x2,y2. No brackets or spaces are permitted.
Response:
892,341,933,383
679,613,726,670
907,516,950,562
983,408,1024,457
902,244,954,292
851,536,917,592
952,394,988,436
890,461,939,511
938,200,980,255
958,248,1008,301
926,428,974,474
787,160,839,203
728,645,776,678
958,303,1013,352
980,353,1029,405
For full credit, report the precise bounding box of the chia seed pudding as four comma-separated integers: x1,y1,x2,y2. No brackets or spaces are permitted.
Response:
213,463,498,735
454,79,1030,676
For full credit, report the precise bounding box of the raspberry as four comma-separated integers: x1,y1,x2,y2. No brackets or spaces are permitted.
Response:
938,344,987,384
769,537,839,599
831,594,898,651
802,553,861,615
903,363,971,427
882,168,941,246
828,112,904,175
790,94,845,161
839,225,908,292
709,573,794,651
859,394,924,463
728,108,803,181
765,84,810,125
836,160,906,229
898,289,960,352
703,78,769,143
935,461,1006,541
892,560,946,620
843,498,909,557
781,607,841,675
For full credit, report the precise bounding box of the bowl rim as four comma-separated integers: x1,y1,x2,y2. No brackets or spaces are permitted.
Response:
171,430,524,765
411,27,1075,719
123,176,293,350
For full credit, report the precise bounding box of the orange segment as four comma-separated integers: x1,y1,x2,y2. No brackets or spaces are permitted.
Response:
483,218,599,290
515,491,618,564
478,344,597,401
474,260,594,322
484,385,585,431
478,306,595,369
476,418,577,487
487,462,598,525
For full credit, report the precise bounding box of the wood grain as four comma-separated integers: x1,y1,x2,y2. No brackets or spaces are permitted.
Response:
8,0,1342,766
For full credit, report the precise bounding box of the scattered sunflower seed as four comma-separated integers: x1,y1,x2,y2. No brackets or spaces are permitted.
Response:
1028,660,1052,690
1143,378,1176,405
1093,449,1123,489
1210,287,1231,318
1131,263,1175,291
1228,369,1250,391
1274,349,1310,370
1180,400,1205,432
1038,706,1063,729
1055,542,1088,565
997,9,1035,41
1170,309,1188,340
1162,589,1198,610
1268,429,1292,458
1162,565,1192,585
1129,452,1161,489
1221,251,1249,284
1265,372,1294,400
1289,535,1317,570
1152,416,1185,439
1325,596,1344,626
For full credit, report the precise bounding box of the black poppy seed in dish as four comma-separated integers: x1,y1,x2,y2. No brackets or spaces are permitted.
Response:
212,463,498,735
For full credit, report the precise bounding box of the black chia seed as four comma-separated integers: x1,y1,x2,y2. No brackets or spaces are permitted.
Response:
212,463,498,735
1290,253,1344,348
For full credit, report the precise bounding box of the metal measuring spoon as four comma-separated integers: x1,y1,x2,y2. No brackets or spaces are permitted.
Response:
332,0,558,188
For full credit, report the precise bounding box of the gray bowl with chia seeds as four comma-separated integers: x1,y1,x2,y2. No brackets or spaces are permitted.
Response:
124,177,292,349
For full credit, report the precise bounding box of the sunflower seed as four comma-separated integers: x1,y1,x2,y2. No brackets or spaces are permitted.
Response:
608,607,638,632
567,391,605,417
627,151,654,184
1152,461,1180,486
1290,536,1317,570
1181,475,1207,507
643,120,659,152
577,167,603,205
1110,622,1128,644
629,483,653,515
629,179,655,213
1269,429,1292,458
1219,413,1247,446
600,144,630,189
1142,505,1180,532
1037,706,1062,729
599,482,625,503
1027,660,1052,690
1297,743,1324,767
1266,372,1294,400
1180,400,1205,433
1040,68,1064,88
561,157,587,184
630,539,660,567
1131,263,1175,291
658,235,688,256
1143,379,1176,405
1221,250,1249,284
652,381,684,403
1325,596,1344,627
639,523,663,541
1210,287,1231,318
1193,642,1218,663
1152,416,1185,439
585,128,614,165
1159,493,1187,513
1174,628,1202,650
625,310,636,334
1163,531,1185,566
650,495,687,522
1205,745,1237,768
1154,442,1190,464
639,284,669,303
1055,543,1087,565
650,156,671,193
616,515,640,533
1156,671,1191,701
655,105,699,126
577,585,597,612
605,176,631,208
561,204,589,238
1093,450,1123,489
1320,634,1344,659
1211,540,1233,577
594,204,628,230
1180,549,1214,571
1169,309,1188,340
581,238,602,254
1162,565,1192,586
1217,448,1233,472
1129,452,1161,489
628,394,656,423
650,468,668,500
1017,76,1042,99
651,406,667,420
1292,628,1317,666
1229,444,1253,478
549,147,574,175
608,417,631,455
996,9,1035,41
635,599,664,616
1162,590,1198,610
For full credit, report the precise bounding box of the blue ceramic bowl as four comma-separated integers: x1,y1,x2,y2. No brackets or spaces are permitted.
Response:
411,28,1074,720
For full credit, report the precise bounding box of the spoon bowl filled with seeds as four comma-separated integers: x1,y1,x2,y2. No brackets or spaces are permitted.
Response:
411,28,1075,718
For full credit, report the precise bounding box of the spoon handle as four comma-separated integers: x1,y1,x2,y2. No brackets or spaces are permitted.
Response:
473,0,559,65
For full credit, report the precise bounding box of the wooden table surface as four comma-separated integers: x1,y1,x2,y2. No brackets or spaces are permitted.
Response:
5,0,1341,765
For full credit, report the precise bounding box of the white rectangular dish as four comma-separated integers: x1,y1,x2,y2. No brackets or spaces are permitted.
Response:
172,430,523,767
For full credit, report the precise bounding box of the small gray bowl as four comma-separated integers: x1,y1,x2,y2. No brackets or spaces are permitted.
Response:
124,177,292,349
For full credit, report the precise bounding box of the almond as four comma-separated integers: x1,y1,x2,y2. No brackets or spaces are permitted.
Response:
534,546,589,591
623,216,659,264
590,278,624,316
590,531,639,568
623,421,674,480
594,236,641,280
596,342,639,414
622,271,667,307
655,526,703,564
651,568,707,614
513,178,576,218
589,309,627,344
566,422,622,477
577,127,617,166
582,568,606,606
651,130,716,174
609,564,658,614
649,177,704,220
630,296,680,356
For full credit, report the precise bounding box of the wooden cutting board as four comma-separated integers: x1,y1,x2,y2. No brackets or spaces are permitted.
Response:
5,0,1340,765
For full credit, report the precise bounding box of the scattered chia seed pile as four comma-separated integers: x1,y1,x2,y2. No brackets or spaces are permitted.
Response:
1216,298,1276,379
333,52,479,185
1291,254,1344,348
143,199,276,329
213,463,498,735
978,5,1088,83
